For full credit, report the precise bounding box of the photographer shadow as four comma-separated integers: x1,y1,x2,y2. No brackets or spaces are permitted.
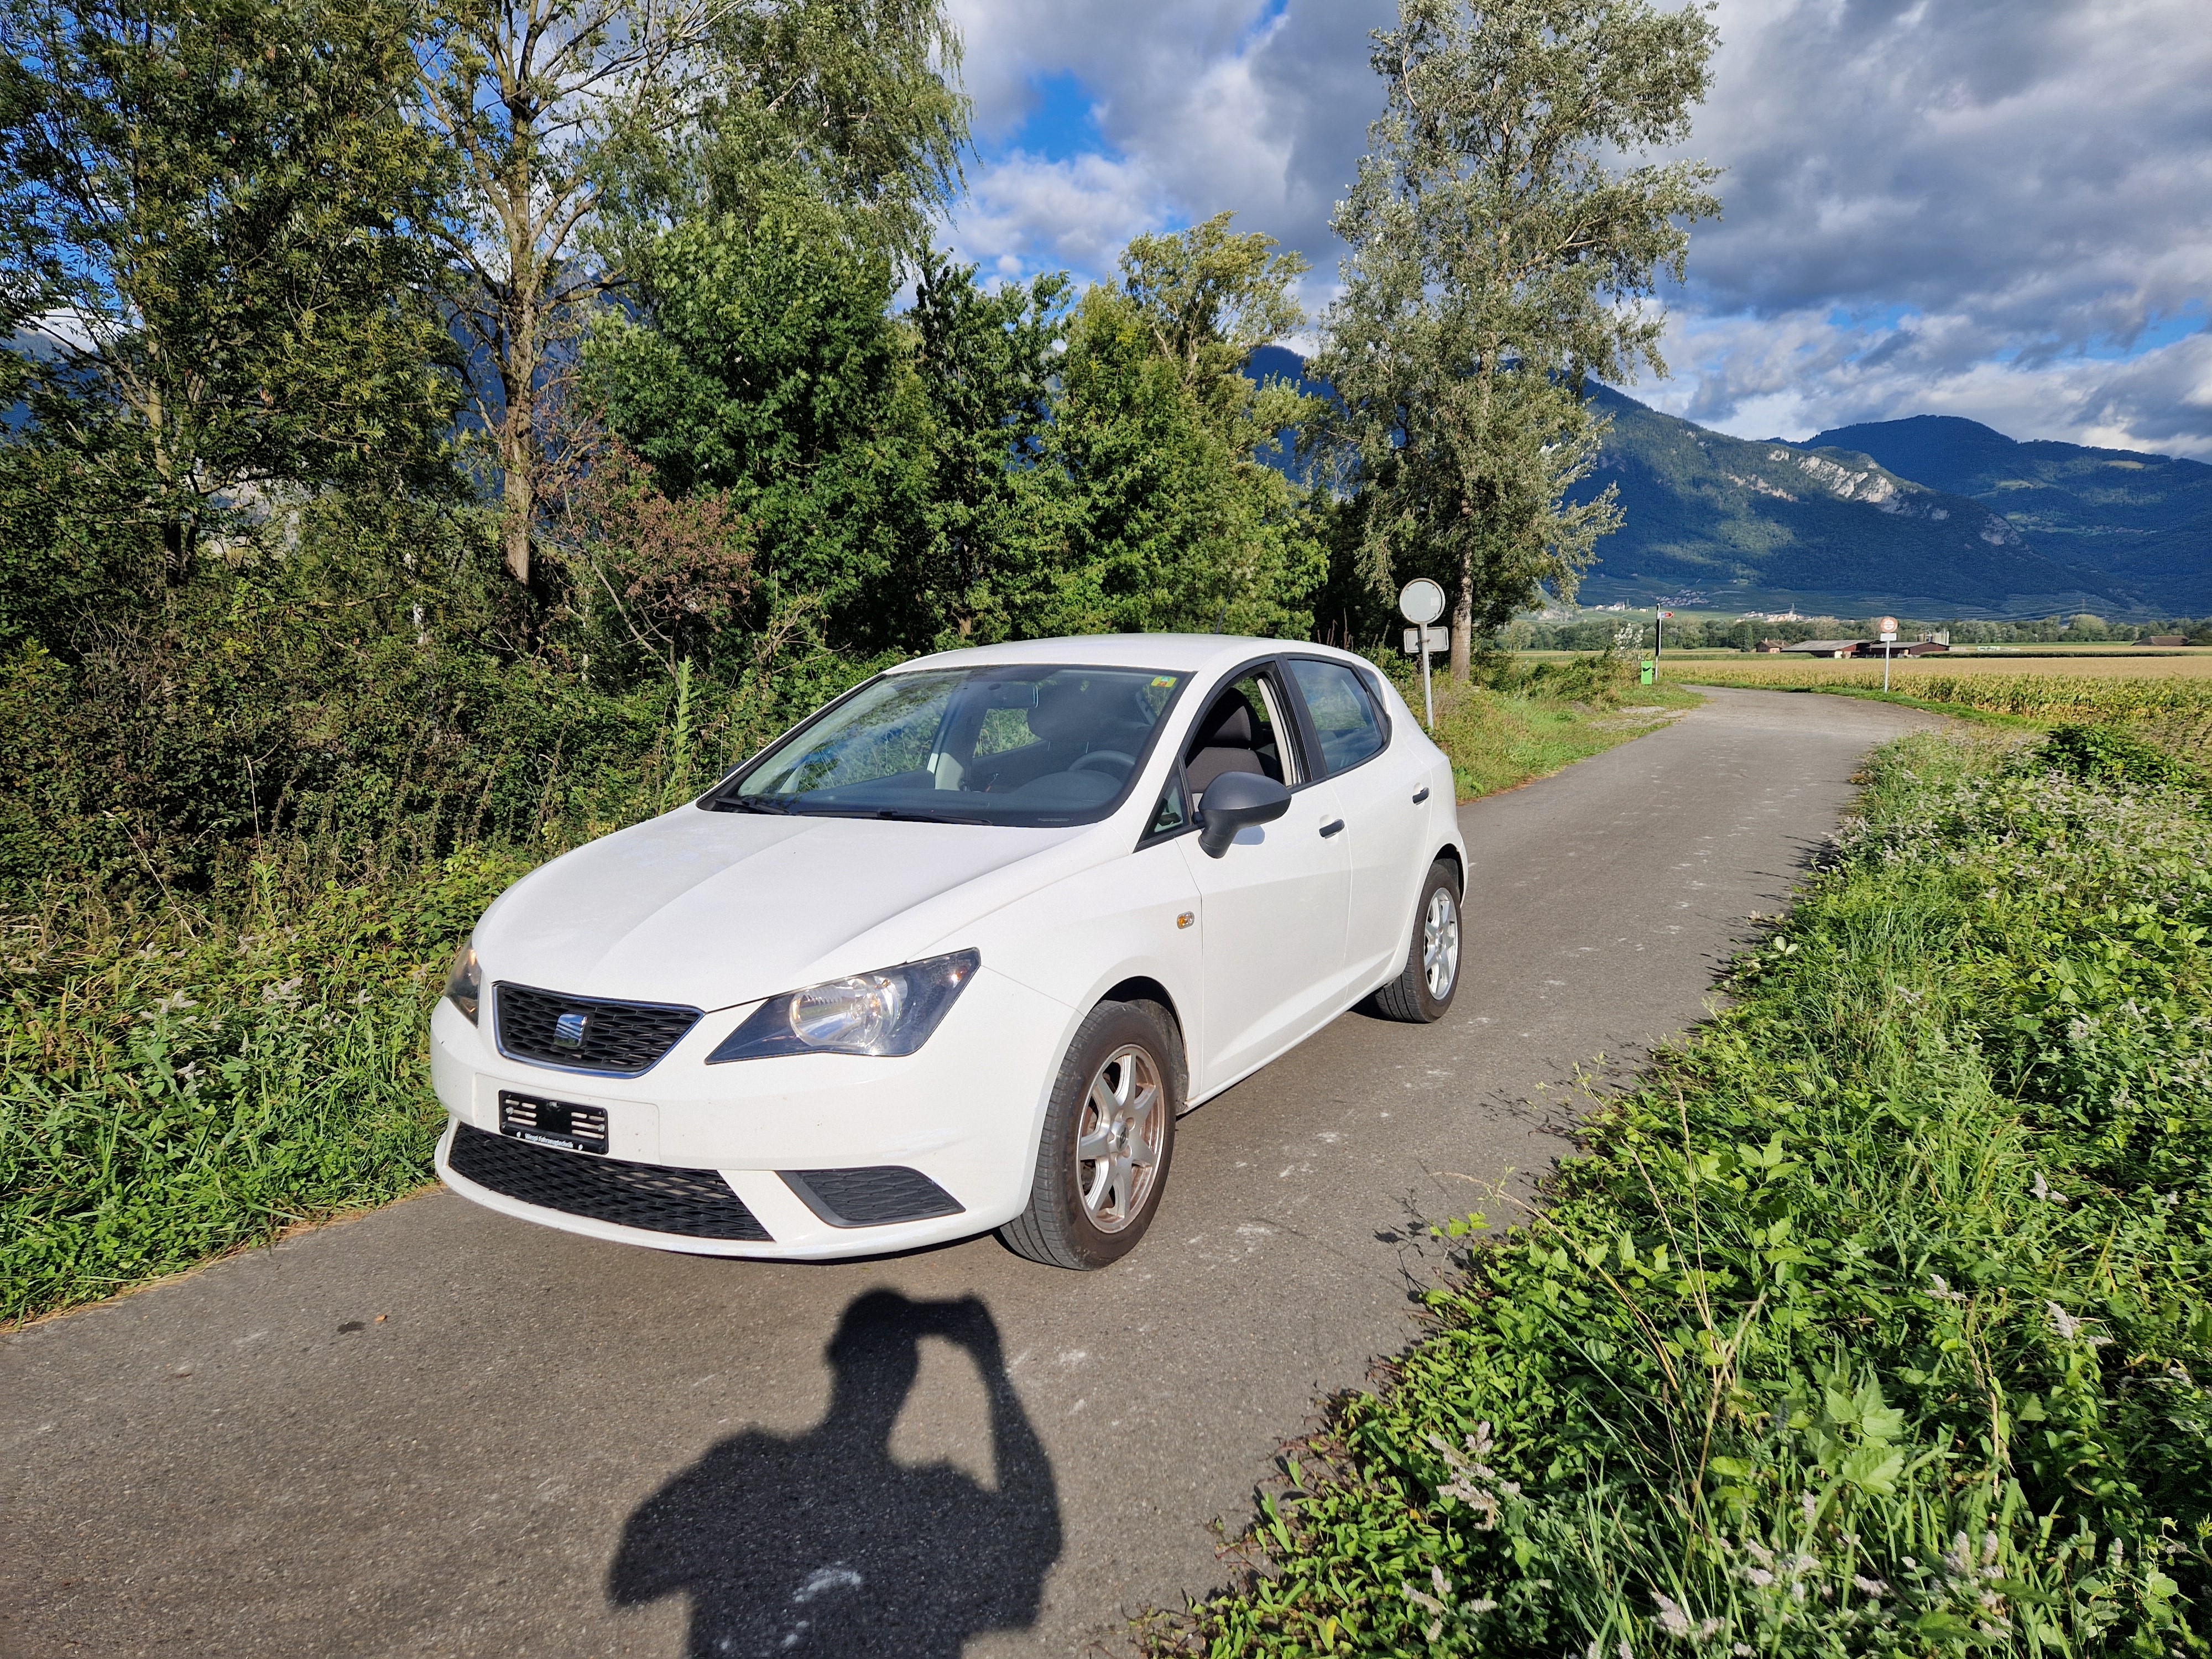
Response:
609,1289,1061,1658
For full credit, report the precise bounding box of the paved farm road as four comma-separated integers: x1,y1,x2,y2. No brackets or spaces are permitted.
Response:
3,688,1940,1659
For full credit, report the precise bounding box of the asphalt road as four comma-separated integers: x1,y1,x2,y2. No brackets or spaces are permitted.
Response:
2,687,1941,1659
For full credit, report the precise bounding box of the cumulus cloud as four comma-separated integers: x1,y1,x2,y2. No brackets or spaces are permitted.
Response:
938,0,2212,456
942,0,1389,304
955,150,1170,279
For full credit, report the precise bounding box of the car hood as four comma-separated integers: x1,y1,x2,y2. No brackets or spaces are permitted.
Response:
474,807,1092,1011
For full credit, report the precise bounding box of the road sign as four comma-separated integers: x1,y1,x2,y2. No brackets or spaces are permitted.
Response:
1397,580,1446,733
1402,625,1448,656
1876,615,1899,641
1398,578,1446,626
1658,610,1676,619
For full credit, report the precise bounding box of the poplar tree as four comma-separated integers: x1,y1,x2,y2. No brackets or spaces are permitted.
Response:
1315,0,1721,677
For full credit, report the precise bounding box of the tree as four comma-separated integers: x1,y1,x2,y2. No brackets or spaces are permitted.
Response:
1120,210,1307,426
1315,0,1721,677
903,253,1069,645
583,203,922,647
682,0,966,262
0,0,458,585
1043,218,1326,639
414,0,968,591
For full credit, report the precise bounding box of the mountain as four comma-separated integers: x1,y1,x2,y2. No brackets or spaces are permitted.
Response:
1575,385,2126,616
1239,351,2208,616
1802,415,2212,610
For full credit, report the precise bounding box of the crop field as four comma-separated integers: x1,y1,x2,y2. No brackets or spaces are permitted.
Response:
1663,651,2212,681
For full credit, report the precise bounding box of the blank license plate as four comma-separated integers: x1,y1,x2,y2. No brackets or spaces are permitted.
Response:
499,1091,608,1155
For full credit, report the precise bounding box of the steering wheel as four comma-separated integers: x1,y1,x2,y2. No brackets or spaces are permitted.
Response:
1070,749,1135,777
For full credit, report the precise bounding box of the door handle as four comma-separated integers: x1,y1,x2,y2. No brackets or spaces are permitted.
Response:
1319,818,1345,838
1411,786,1430,804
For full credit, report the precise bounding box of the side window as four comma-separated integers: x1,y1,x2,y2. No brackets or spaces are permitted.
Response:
1145,770,1188,839
1181,669,1300,801
1287,659,1386,776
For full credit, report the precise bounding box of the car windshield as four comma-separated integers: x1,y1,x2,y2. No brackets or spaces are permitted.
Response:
710,665,1186,826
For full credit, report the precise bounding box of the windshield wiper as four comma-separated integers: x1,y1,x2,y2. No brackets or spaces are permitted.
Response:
706,794,790,815
868,808,961,824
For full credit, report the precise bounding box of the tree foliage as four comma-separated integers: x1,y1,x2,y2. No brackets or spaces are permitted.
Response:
415,0,968,588
1316,0,1721,676
0,0,457,584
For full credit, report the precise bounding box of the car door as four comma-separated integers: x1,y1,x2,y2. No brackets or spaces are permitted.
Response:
1162,660,1353,1096
1282,656,1430,989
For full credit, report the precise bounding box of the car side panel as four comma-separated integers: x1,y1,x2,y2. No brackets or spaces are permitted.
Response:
963,834,1204,1069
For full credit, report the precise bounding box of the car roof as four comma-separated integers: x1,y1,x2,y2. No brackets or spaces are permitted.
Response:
891,633,1371,679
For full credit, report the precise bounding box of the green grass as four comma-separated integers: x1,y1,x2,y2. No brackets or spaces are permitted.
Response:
1,850,528,1322
1162,727,2212,1657
1387,654,1704,800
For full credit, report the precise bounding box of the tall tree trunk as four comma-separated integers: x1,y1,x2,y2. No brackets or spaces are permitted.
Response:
1451,492,1474,681
494,97,541,589
500,372,534,586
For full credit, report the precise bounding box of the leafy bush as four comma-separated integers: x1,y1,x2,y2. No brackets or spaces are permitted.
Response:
2037,724,2205,791
1170,732,2212,1657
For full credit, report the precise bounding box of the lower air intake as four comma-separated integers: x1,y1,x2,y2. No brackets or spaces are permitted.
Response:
780,1165,964,1228
448,1124,771,1242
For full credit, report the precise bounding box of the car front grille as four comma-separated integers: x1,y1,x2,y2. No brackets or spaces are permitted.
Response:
780,1166,965,1228
494,982,701,1074
447,1124,773,1241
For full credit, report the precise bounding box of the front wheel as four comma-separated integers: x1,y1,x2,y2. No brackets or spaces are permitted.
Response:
1373,859,1462,1022
999,1000,1182,1269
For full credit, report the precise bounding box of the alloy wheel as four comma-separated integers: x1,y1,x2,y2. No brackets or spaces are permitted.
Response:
1075,1044,1165,1232
1423,886,1460,1001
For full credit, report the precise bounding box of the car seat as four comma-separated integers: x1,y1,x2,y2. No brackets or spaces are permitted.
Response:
1182,693,1279,795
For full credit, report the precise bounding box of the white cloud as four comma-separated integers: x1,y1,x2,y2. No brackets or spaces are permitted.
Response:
942,0,1387,293
1632,309,2212,458
953,150,1171,279
938,0,2212,455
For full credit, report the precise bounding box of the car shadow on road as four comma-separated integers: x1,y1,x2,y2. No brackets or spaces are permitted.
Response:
608,1288,1061,1658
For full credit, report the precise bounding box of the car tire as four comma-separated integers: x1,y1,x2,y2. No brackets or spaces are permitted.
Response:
1372,859,1462,1023
999,999,1183,1269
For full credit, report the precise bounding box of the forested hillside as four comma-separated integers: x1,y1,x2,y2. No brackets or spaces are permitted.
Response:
1807,414,2212,609
1573,385,2124,614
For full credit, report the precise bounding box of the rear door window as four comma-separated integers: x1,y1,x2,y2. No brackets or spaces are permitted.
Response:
1285,659,1386,776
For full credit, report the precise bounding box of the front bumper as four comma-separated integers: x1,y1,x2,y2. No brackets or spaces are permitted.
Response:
428,967,1071,1259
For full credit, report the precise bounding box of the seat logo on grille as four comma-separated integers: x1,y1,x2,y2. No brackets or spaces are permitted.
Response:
552,1011,589,1050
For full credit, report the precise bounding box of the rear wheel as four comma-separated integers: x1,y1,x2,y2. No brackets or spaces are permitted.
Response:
1373,859,1461,1022
999,1000,1182,1269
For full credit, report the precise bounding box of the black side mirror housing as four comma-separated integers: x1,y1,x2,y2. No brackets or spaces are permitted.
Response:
1196,771,1292,858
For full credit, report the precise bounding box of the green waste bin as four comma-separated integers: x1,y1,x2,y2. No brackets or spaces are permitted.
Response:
1640,659,1656,686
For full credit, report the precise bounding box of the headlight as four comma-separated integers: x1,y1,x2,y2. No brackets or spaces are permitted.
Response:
444,938,482,1024
707,950,980,1062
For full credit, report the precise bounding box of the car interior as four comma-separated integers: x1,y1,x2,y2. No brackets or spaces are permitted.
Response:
1181,675,1291,801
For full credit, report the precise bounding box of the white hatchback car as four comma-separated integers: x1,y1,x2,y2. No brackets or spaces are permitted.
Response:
432,634,1465,1268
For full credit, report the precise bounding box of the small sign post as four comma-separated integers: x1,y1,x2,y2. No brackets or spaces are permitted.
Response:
1656,609,1674,676
1398,578,1446,731
1877,614,1899,693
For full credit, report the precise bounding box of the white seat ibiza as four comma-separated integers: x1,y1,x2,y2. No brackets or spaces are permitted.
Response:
432,634,1465,1268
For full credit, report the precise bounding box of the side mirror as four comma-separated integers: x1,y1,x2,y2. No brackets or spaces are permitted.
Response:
1196,771,1292,858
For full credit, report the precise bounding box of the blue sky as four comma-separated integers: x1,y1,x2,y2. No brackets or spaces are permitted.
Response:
941,0,2212,459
